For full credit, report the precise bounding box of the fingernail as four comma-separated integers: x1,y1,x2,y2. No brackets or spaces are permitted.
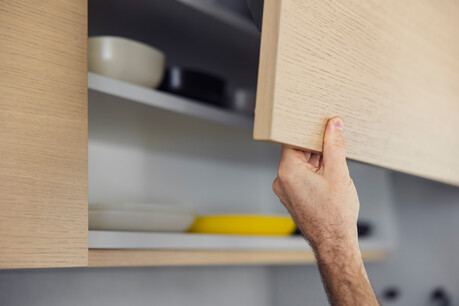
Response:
334,118,344,131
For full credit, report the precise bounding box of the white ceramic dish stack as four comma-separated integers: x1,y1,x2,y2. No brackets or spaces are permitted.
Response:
88,36,165,88
89,203,196,232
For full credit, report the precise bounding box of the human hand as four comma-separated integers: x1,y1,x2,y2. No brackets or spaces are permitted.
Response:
273,117,378,305
272,117,359,250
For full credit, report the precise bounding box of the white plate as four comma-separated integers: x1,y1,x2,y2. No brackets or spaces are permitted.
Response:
89,203,195,232
89,203,194,214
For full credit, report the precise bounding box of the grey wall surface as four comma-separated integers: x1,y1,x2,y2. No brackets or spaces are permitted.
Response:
0,266,271,306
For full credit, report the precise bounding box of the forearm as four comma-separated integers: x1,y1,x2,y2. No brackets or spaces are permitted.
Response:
312,234,379,306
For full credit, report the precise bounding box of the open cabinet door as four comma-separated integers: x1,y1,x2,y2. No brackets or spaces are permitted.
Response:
0,0,88,268
254,0,459,186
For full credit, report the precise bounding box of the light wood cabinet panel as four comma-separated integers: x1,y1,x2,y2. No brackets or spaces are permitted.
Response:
254,0,459,185
0,0,88,268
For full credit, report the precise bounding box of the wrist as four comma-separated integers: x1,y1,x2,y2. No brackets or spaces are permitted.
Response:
305,225,359,257
312,232,361,266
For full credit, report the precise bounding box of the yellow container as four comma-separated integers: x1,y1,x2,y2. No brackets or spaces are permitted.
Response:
188,215,296,236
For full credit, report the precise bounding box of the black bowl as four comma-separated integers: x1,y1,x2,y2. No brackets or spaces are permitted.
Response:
159,66,226,107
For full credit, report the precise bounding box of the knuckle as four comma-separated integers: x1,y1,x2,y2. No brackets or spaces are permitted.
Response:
277,164,296,184
276,166,288,181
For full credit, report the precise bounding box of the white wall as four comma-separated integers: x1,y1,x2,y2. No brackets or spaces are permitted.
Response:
88,92,285,215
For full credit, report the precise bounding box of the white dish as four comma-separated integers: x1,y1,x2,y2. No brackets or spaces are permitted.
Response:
89,203,193,214
89,203,195,232
88,36,165,88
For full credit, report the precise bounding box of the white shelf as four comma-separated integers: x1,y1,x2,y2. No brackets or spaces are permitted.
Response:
88,73,254,129
89,230,389,251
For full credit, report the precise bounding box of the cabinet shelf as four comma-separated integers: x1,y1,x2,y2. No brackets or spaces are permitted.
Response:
88,249,385,267
88,231,387,267
88,73,254,129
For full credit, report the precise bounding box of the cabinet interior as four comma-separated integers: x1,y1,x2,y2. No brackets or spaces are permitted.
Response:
87,0,394,265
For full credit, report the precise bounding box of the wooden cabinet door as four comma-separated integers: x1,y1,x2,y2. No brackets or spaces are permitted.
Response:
0,0,87,268
254,0,459,186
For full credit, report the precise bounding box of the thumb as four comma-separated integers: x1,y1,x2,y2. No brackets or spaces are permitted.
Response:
322,116,348,177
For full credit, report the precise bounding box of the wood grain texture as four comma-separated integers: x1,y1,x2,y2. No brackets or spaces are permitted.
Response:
0,0,88,268
254,0,459,185
88,249,385,267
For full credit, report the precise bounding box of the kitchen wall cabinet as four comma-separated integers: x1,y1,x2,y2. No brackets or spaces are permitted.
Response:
254,0,459,186
2,0,445,269
0,0,88,268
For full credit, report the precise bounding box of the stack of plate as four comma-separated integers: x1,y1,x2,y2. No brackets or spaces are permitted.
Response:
89,203,195,232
